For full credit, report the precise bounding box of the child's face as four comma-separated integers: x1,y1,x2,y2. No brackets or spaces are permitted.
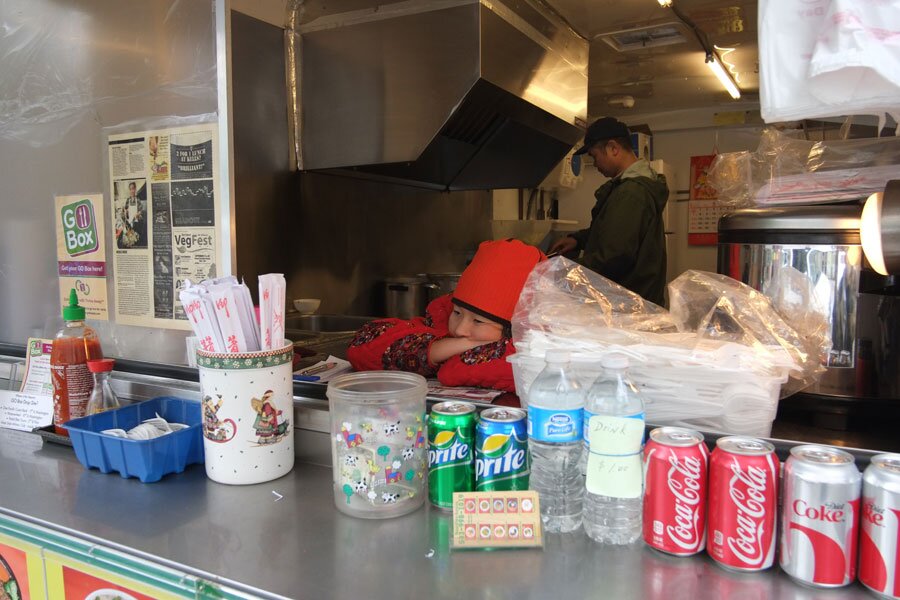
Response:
448,305,504,343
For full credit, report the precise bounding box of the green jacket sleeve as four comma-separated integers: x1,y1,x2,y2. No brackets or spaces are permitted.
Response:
579,183,657,282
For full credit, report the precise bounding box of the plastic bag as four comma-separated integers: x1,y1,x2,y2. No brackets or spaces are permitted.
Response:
510,258,826,437
512,256,676,345
759,0,900,123
708,128,900,208
667,270,826,396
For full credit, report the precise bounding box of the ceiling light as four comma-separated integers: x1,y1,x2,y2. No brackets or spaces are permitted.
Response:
705,52,740,99
861,181,900,276
608,95,635,108
658,0,673,6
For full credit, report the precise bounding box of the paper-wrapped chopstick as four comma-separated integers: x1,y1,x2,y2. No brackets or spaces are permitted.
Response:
258,273,286,350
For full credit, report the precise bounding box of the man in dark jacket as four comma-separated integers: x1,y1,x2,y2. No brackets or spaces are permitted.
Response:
550,117,669,306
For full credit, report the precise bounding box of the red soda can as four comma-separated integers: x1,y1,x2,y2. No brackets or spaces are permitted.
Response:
707,436,779,571
643,427,709,555
780,444,861,588
859,453,900,599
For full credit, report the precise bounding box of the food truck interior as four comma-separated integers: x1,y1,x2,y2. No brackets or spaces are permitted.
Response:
3,2,900,599
1,0,898,456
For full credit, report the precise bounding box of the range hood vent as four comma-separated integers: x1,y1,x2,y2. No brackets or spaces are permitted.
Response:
294,1,587,191
599,23,688,53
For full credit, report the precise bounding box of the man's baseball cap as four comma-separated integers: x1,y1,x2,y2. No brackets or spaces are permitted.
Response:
573,117,631,155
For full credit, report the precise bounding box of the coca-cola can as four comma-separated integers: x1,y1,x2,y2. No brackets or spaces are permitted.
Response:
780,444,862,588
643,426,710,556
859,453,900,599
707,436,779,571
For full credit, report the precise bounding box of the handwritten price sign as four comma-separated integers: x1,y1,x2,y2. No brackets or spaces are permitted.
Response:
585,416,645,499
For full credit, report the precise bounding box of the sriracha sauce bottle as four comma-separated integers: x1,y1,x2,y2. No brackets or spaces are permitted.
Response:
50,289,103,435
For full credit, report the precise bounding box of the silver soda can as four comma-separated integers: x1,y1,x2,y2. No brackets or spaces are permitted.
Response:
859,453,900,599
780,444,861,588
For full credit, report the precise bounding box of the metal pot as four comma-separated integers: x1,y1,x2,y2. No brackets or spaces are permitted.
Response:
383,277,436,319
419,272,463,303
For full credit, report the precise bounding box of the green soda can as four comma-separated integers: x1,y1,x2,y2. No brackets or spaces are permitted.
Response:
475,407,529,491
428,401,476,510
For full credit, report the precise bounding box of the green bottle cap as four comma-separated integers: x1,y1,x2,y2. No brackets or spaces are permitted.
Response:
62,288,86,321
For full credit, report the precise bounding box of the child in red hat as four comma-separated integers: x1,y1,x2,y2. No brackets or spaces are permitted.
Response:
347,239,546,392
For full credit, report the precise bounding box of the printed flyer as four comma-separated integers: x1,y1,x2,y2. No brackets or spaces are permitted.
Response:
107,123,220,329
55,194,109,320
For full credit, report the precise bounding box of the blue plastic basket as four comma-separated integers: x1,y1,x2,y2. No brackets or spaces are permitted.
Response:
65,397,204,483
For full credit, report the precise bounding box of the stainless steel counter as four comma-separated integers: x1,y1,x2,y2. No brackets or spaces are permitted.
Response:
0,428,874,600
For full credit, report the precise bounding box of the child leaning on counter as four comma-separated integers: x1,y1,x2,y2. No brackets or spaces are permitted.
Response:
346,239,546,392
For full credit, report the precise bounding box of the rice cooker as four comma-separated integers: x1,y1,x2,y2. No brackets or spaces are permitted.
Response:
717,204,900,408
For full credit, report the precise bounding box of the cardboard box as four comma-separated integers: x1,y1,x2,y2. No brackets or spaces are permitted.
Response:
630,132,653,161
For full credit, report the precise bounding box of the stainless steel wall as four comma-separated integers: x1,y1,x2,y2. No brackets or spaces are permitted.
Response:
231,11,293,297
287,173,493,316
0,0,218,363
0,0,494,365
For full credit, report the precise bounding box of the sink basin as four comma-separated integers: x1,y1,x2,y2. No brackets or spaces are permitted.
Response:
284,314,377,333
288,331,319,344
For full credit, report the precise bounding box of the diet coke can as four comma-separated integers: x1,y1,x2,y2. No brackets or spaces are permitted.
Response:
780,444,861,588
859,453,900,599
707,436,779,571
643,427,709,556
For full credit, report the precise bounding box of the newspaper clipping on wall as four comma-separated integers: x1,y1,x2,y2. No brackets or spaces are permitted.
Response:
107,123,220,329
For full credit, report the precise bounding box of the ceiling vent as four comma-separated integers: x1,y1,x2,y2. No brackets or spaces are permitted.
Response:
598,22,688,52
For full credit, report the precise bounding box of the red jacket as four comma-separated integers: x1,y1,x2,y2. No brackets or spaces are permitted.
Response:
346,295,517,392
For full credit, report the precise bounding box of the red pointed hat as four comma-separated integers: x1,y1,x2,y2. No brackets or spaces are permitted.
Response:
452,239,546,327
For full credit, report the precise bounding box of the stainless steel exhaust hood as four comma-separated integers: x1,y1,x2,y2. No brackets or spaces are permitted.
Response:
292,1,588,191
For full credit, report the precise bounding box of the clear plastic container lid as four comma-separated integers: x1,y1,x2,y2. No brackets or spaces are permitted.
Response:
544,349,571,364
600,353,629,370
326,371,427,405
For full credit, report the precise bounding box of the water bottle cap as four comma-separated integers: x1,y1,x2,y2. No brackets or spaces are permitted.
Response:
544,349,571,364
600,353,629,370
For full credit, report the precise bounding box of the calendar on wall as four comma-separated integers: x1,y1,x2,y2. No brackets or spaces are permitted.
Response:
688,154,724,246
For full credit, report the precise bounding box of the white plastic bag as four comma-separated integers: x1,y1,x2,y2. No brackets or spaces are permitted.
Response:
509,259,826,437
759,0,900,123
807,0,900,112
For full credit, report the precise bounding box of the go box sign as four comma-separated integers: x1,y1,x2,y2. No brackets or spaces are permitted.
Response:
61,199,99,257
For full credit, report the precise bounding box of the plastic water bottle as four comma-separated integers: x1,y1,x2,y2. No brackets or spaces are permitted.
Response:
582,354,645,544
527,350,585,533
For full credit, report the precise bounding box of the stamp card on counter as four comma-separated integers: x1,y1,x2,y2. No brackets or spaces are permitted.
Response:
451,491,543,550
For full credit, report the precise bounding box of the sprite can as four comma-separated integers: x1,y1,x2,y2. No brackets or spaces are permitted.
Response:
476,407,529,491
428,401,476,510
